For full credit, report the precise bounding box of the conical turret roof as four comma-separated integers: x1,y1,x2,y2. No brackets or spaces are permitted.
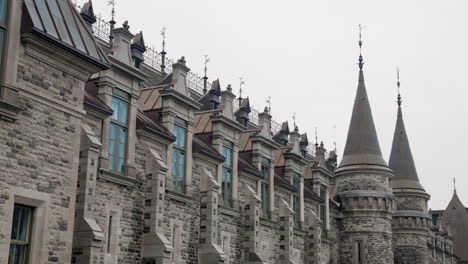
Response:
440,192,468,262
338,65,387,168
389,103,425,191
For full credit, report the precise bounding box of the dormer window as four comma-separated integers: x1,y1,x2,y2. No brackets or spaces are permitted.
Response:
222,140,233,207
109,88,129,173
172,117,187,192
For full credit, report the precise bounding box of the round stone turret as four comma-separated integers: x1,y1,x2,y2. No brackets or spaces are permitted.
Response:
335,57,395,264
389,93,431,264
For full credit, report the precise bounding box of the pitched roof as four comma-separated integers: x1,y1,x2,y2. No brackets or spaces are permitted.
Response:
389,104,426,191
136,110,176,142
22,0,109,69
83,81,112,115
338,65,387,168
192,133,225,162
238,151,262,178
440,192,468,261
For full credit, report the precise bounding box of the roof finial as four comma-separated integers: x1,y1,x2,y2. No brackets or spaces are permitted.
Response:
396,67,402,107
160,27,167,74
358,24,364,70
202,55,210,94
107,0,116,47
266,96,271,114
292,112,297,128
238,77,245,106
315,127,318,147
453,177,457,194
333,124,337,152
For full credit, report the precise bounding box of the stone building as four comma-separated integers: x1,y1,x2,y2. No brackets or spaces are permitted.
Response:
0,0,461,263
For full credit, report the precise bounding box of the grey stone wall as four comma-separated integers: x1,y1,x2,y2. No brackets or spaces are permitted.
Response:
0,45,87,263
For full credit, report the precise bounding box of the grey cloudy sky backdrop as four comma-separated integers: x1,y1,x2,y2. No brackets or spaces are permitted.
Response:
80,0,468,210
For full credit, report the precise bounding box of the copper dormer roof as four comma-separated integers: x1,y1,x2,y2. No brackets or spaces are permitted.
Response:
22,0,109,69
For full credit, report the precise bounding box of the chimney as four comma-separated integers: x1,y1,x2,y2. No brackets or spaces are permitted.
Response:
207,80,221,109
315,142,327,168
131,31,146,69
112,21,134,66
235,97,251,126
221,84,236,120
273,121,289,146
172,56,190,96
258,107,272,139
300,133,308,157
289,126,301,154
80,1,96,32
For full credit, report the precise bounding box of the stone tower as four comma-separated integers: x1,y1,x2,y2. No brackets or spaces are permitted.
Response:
335,46,395,263
389,87,432,264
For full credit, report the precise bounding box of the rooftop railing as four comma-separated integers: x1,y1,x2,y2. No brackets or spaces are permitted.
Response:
85,7,322,158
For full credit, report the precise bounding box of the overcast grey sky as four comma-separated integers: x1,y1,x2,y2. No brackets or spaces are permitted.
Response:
80,0,468,210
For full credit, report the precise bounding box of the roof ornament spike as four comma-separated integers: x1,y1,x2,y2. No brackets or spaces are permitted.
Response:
315,127,318,147
358,24,364,70
453,177,457,194
396,67,402,107
292,112,297,128
238,77,245,106
202,55,210,94
107,0,116,47
266,96,271,114
160,27,167,74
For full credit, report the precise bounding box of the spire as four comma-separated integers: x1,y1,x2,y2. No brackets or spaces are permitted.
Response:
160,27,167,74
338,26,387,168
238,77,245,107
203,55,210,94
388,70,425,191
453,178,457,194
108,0,116,47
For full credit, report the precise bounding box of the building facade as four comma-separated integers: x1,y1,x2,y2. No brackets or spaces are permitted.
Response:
0,0,461,264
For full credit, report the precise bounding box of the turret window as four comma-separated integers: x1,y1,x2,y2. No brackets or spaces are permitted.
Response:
109,88,129,173
222,140,233,207
172,117,187,192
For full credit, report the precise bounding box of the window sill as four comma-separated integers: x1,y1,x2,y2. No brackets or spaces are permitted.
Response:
98,168,137,188
166,189,192,204
259,216,278,228
0,98,22,122
218,204,240,217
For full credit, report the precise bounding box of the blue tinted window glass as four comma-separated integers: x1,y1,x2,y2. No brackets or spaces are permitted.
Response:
111,98,128,124
223,146,232,167
35,0,59,38
0,0,6,25
171,151,177,182
173,125,186,148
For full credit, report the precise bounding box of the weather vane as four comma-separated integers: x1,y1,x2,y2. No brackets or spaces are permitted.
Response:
315,127,318,146
453,177,457,194
239,77,245,100
266,96,271,113
204,55,210,77
107,0,116,21
396,67,402,106
161,27,167,51
292,113,296,128
358,24,364,69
